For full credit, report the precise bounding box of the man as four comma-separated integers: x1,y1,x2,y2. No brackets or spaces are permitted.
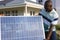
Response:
39,0,59,40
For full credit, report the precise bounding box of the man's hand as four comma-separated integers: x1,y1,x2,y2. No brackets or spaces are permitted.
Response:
46,24,54,40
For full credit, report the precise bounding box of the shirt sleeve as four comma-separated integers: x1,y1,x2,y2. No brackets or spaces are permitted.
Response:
51,18,58,25
51,11,59,25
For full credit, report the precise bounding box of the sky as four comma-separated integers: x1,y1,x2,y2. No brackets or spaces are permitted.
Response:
42,0,60,9
56,0,60,9
0,0,2,1
55,0,60,22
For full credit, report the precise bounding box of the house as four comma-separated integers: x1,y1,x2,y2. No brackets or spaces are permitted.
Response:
0,0,43,16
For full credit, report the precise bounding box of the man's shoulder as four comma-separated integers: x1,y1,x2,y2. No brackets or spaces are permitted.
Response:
51,9,59,18
51,9,57,14
40,9,46,14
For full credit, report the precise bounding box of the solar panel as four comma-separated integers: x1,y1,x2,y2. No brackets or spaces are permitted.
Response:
1,16,45,40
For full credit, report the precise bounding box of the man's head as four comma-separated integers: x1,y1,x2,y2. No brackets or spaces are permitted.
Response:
44,0,52,12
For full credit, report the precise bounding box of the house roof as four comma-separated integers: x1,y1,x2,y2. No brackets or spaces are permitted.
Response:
0,0,14,5
26,2,44,9
0,0,43,9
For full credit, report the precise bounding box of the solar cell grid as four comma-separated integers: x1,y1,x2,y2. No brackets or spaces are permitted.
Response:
1,16,45,40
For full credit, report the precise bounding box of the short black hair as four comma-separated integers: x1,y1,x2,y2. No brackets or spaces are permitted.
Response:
44,0,52,6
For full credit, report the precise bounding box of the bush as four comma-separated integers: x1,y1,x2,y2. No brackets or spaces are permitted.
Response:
57,34,60,40
55,24,60,40
56,24,60,30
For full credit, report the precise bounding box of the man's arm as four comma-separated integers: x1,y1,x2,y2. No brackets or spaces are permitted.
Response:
46,24,54,40
46,18,59,40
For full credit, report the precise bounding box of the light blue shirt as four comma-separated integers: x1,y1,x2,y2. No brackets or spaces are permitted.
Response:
39,9,59,32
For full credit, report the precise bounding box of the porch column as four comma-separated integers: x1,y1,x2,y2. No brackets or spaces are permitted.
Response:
24,5,27,16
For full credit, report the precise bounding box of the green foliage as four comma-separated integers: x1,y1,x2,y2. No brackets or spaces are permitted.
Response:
56,24,60,40
56,24,60,30
57,33,60,40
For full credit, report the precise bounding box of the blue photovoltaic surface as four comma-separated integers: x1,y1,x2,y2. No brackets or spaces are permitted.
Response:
1,16,45,40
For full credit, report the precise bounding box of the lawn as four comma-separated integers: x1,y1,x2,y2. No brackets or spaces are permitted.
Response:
56,24,60,40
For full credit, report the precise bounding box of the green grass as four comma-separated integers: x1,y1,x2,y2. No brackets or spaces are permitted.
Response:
56,33,60,40
56,24,60,40
56,24,60,30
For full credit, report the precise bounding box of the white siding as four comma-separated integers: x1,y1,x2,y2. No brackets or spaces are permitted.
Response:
27,7,40,16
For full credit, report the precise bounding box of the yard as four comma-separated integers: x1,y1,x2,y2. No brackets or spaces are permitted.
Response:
56,24,60,40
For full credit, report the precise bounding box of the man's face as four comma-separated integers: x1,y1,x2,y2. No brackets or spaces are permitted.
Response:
44,2,52,12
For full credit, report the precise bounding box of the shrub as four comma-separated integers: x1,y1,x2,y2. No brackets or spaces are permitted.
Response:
56,24,60,30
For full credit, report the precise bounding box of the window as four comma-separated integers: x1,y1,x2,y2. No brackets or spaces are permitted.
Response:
0,11,3,14
0,11,4,16
30,11,32,16
15,10,18,16
0,10,18,16
12,11,15,16
33,11,35,15
12,10,18,16
5,11,10,16
30,11,35,16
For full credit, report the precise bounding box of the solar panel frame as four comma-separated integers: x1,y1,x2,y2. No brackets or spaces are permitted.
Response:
0,16,45,40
